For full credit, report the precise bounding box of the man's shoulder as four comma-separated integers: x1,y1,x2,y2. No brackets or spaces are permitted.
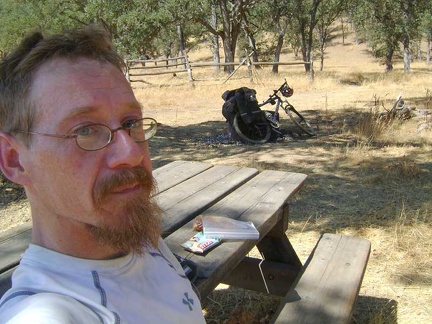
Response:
0,292,105,323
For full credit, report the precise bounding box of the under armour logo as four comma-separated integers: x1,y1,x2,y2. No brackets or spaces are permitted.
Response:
182,292,194,311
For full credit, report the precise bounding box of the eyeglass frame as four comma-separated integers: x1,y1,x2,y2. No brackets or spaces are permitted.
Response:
16,117,158,151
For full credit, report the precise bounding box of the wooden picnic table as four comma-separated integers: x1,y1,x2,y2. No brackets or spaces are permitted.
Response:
0,160,370,323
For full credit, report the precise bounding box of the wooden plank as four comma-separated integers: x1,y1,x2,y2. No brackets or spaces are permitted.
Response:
272,234,371,324
0,267,15,297
0,225,32,273
158,165,259,236
200,171,307,240
152,160,213,194
127,56,185,64
0,223,31,243
165,170,307,298
251,61,310,66
129,63,185,69
130,70,188,77
221,257,300,296
257,208,302,268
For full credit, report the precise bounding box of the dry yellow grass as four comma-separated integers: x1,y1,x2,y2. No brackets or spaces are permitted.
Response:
1,27,431,323
131,30,432,323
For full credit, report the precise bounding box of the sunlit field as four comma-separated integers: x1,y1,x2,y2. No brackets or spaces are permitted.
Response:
1,28,431,323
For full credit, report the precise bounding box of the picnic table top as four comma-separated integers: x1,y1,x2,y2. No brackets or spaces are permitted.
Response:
0,160,307,299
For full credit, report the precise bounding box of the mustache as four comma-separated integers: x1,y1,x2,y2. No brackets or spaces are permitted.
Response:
94,167,156,206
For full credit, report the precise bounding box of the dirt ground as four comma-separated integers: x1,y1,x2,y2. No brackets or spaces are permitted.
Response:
1,33,431,323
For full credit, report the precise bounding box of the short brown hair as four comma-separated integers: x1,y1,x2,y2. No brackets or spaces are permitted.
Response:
0,25,126,142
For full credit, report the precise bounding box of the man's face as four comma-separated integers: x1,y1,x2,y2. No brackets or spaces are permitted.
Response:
20,57,161,253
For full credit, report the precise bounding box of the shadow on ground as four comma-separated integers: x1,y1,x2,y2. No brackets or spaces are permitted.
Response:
353,296,398,323
201,284,398,324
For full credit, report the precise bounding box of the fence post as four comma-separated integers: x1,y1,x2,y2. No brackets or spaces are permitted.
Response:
184,55,195,88
246,49,253,83
309,54,315,85
125,60,131,83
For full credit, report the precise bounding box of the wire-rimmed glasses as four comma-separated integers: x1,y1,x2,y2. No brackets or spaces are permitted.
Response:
18,117,158,151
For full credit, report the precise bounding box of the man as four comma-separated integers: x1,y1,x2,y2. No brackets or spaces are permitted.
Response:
0,26,205,323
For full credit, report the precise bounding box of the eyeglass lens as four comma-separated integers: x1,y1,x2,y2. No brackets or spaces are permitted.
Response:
75,118,157,151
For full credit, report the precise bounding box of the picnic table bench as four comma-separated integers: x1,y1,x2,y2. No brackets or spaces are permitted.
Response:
0,160,370,323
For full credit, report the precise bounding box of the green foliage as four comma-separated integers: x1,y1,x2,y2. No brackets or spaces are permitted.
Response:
419,0,432,40
0,0,85,55
0,0,205,58
348,0,429,67
83,0,163,57
0,0,430,70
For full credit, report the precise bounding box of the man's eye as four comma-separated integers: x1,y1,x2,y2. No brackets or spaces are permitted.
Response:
123,119,138,128
76,126,98,136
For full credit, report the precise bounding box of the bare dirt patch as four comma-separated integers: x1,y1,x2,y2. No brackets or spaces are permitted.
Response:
1,33,431,323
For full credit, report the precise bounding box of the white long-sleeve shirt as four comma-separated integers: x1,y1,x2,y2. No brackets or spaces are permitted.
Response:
0,238,205,323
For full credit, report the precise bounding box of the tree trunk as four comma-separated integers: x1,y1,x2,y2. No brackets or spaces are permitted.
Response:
222,39,236,73
212,36,220,72
403,39,411,72
316,27,325,71
299,24,309,72
401,1,413,73
385,48,394,72
176,24,186,67
241,13,259,64
427,32,431,65
272,18,286,74
305,0,321,73
293,47,299,60
340,17,345,45
272,33,284,73
320,46,324,71
218,0,242,73
211,3,220,72
300,0,321,72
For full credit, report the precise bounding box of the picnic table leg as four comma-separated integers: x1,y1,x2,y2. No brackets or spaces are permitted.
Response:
221,204,302,296
257,205,302,267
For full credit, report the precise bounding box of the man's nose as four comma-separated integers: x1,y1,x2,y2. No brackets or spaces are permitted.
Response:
106,129,146,168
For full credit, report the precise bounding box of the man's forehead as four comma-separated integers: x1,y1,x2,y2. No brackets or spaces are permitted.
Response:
34,57,119,85
29,57,140,124
29,57,133,101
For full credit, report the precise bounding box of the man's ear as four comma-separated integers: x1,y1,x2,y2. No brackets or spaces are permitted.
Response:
0,132,29,186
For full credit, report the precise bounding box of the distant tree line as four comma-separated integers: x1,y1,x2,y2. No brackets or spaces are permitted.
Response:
1,0,431,73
